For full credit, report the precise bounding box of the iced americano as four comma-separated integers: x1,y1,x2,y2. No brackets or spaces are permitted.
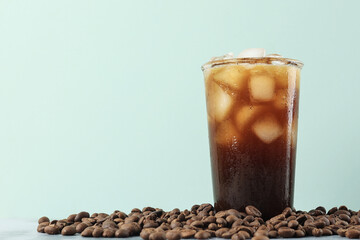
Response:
202,49,303,220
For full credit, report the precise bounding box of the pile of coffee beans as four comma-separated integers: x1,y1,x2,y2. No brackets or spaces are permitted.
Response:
37,204,360,239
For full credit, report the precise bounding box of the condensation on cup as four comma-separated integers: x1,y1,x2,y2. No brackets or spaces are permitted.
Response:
201,48,303,220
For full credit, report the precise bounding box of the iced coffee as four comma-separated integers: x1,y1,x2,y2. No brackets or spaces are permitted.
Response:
202,49,303,220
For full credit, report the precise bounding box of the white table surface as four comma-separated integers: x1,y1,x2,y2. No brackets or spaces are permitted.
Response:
0,219,344,240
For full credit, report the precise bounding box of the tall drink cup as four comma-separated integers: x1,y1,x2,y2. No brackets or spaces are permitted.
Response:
202,55,303,220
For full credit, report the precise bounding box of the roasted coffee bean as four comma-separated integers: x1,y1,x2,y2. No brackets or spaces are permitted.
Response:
335,210,351,217
66,214,77,223
295,229,305,237
191,205,200,213
337,228,347,237
102,219,117,229
245,206,262,217
339,205,348,211
278,227,295,238
191,220,204,228
38,216,50,224
215,228,229,237
76,222,88,233
312,228,323,237
239,230,251,239
222,228,238,238
232,233,245,240
140,228,155,240
92,227,104,237
315,206,326,214
244,215,254,223
254,230,268,237
268,230,278,238
232,219,244,228
282,207,292,217
226,215,238,225
339,213,351,222
81,226,94,237
61,225,76,236
37,222,50,233
215,211,227,219
327,207,338,215
116,228,131,237
75,211,90,222
322,228,333,236
313,220,325,228
345,229,360,239
251,236,269,240
195,230,211,239
288,220,299,228
103,228,115,237
216,217,228,227
165,230,181,240
208,222,218,230
274,221,288,229
181,229,197,238
44,225,60,235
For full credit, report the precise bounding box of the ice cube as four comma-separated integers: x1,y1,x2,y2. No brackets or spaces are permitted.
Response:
249,74,275,102
213,65,248,90
211,52,234,61
252,114,283,144
215,120,240,145
206,81,234,122
238,48,266,58
235,105,260,131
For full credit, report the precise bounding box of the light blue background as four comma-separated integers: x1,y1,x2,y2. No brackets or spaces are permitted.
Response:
1,0,359,219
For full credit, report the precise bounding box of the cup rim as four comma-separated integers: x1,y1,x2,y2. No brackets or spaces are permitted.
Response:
201,57,304,71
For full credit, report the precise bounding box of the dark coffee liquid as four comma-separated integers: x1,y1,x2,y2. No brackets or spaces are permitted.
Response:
204,63,300,220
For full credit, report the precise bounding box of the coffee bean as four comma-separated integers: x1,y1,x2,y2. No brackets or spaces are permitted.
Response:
64,214,75,223
251,236,269,240
294,229,305,237
327,207,338,215
38,216,50,224
61,225,76,236
322,228,333,236
346,229,360,239
37,222,50,233
278,227,295,238
195,230,211,239
103,228,115,237
238,230,251,239
165,230,181,240
254,230,268,237
335,210,351,217
222,228,238,238
92,227,104,237
215,228,229,237
245,206,262,217
181,229,197,238
315,206,326,214
215,211,227,219
274,221,288,229
149,231,166,240
244,215,255,222
339,205,348,211
337,228,347,237
44,225,60,235
288,220,298,228
232,219,244,228
81,226,94,237
232,233,245,240
75,211,90,222
339,213,351,222
226,215,239,225
312,228,323,237
207,222,217,230
216,217,227,227
191,220,204,228
282,207,292,217
140,228,155,240
313,220,325,228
